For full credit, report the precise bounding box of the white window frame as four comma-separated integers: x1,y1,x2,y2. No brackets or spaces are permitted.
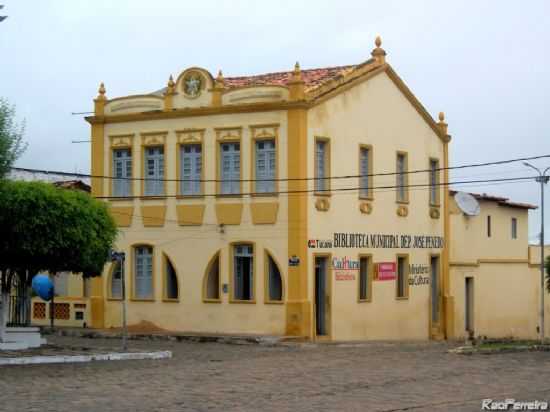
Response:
180,144,202,196
144,146,164,196
220,142,240,195
255,139,276,193
134,246,153,299
113,148,132,197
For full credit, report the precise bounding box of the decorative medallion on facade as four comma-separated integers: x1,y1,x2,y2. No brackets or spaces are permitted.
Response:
182,71,205,98
359,201,373,215
315,198,330,212
396,205,409,217
429,207,440,219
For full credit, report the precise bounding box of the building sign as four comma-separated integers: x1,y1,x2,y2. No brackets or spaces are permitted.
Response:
332,257,359,281
409,264,430,286
288,255,300,266
377,262,396,280
308,233,444,249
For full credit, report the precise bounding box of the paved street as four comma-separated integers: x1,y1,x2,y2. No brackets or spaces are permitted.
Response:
1,336,550,412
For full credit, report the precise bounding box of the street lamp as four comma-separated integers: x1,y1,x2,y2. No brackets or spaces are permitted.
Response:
0,5,7,22
110,251,128,350
524,162,550,343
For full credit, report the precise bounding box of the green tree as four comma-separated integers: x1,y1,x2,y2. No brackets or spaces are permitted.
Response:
0,180,117,341
0,98,26,179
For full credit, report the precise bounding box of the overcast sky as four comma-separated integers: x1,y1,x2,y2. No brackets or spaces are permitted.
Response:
1,1,549,239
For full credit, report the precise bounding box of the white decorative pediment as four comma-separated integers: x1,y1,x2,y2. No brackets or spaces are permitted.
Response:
250,123,279,139
176,129,205,144
109,134,134,147
140,131,168,146
215,127,242,141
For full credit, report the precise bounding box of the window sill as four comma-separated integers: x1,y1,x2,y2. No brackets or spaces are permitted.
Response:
107,297,123,301
264,300,284,305
314,192,332,197
229,299,256,304
358,298,372,303
130,298,155,302
216,194,243,199
140,196,167,201
176,195,204,200
202,298,221,303
108,196,134,202
395,200,410,205
162,298,180,303
251,192,279,198
430,203,441,208
395,296,409,301
358,195,374,201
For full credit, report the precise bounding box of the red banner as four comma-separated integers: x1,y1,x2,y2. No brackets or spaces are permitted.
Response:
377,262,396,280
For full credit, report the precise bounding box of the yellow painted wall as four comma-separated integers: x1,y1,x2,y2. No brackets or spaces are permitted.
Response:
450,198,529,263
101,110,289,334
307,71,445,340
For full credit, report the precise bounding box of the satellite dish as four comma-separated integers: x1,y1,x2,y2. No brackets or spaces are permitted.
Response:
455,191,480,216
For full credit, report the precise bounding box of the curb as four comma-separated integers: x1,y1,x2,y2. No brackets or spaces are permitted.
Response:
0,350,172,366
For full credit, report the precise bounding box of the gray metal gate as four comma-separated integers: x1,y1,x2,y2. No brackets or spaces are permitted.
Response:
7,273,30,327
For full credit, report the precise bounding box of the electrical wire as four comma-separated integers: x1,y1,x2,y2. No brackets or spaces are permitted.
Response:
10,153,550,184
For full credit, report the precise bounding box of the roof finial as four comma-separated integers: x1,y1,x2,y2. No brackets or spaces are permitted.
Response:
165,75,176,95
371,35,387,64
292,61,303,82
437,111,448,135
215,69,225,88
97,82,106,100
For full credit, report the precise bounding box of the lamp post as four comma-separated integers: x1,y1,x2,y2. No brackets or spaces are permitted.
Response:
524,162,550,343
0,5,7,22
111,251,128,350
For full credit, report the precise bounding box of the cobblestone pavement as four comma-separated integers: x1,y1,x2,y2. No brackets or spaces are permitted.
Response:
1,336,550,412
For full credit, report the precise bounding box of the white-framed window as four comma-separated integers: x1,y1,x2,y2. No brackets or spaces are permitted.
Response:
396,153,407,202
134,246,153,299
113,148,132,197
111,261,122,299
220,142,240,195
359,147,370,198
429,159,439,205
180,144,202,195
255,140,276,193
315,140,328,192
233,244,253,301
511,217,518,239
144,146,164,196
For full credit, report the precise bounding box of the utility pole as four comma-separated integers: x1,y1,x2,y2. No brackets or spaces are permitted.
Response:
524,162,550,344
111,251,128,351
0,5,7,22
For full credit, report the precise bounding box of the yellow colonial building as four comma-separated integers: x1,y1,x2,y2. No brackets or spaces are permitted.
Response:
50,36,547,341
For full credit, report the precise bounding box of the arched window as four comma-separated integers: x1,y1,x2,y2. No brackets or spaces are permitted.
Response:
204,252,220,301
165,256,178,300
134,245,153,299
110,261,122,299
266,253,282,302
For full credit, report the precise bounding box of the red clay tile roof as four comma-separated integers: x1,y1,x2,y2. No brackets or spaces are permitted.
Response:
450,190,537,210
224,64,358,90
